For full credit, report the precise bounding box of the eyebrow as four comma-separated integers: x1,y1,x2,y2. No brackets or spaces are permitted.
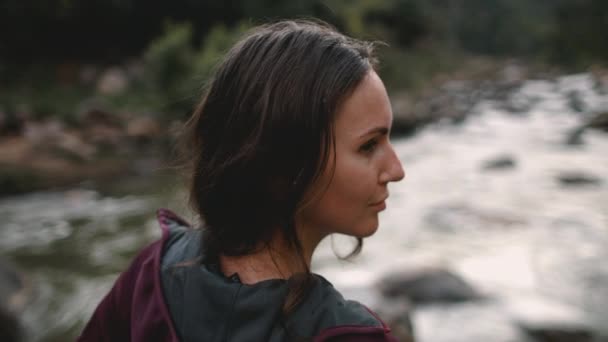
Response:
359,126,389,138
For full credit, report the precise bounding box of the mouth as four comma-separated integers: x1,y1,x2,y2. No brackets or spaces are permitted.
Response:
369,196,388,210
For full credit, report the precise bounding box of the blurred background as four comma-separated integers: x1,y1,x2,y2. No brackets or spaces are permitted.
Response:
1,1,607,341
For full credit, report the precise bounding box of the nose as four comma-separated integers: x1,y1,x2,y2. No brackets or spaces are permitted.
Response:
379,143,405,184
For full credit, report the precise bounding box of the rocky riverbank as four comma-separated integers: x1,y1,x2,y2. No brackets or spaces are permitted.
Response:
390,62,608,136
329,71,608,342
0,104,174,196
1,69,607,340
2,61,606,197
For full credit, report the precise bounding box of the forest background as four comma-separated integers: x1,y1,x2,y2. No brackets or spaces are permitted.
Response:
1,0,607,193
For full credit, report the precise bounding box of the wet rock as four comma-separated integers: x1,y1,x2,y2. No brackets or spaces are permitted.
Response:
391,94,422,136
391,80,489,136
425,203,525,232
0,259,27,341
126,116,162,140
522,326,593,342
22,120,64,144
508,296,595,342
96,66,128,95
0,306,22,342
0,259,28,313
378,267,480,305
0,165,46,196
557,172,602,187
87,123,124,148
481,155,517,171
565,126,586,146
78,105,122,128
591,68,608,95
390,75,527,136
587,111,608,132
77,104,125,147
0,110,24,136
54,131,97,161
500,63,527,84
565,112,608,145
0,132,129,196
22,121,96,161
0,137,45,195
502,91,540,114
567,90,587,113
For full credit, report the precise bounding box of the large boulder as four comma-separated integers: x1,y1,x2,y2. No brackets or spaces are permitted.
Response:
0,259,29,313
507,296,595,342
0,259,28,342
0,307,21,342
378,267,480,305
126,116,162,140
96,66,129,95
556,171,602,187
481,154,517,171
587,111,608,132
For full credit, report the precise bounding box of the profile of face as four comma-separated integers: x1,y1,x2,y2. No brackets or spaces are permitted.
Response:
297,70,405,240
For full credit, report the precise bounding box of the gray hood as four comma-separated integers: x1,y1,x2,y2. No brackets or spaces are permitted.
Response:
160,218,382,342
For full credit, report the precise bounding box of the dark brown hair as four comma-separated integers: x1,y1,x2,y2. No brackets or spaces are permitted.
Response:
181,19,376,325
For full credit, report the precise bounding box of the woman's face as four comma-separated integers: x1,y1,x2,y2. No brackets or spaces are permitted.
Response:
297,70,405,240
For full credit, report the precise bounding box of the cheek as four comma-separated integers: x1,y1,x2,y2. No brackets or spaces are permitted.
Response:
333,154,377,202
304,155,377,233
329,162,372,206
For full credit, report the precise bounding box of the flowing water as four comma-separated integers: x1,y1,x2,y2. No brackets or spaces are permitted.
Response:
1,73,607,341
318,74,608,341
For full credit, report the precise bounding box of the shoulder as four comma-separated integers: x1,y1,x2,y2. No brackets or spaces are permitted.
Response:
291,276,397,342
301,276,380,327
78,209,186,342
157,208,201,268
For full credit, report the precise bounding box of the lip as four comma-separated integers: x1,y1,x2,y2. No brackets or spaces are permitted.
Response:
369,197,388,211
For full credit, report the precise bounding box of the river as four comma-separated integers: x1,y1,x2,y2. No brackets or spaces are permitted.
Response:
1,73,607,341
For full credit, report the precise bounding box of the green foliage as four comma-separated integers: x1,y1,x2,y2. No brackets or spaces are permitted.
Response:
364,0,428,47
320,0,427,46
1,0,606,71
377,43,466,90
0,76,90,124
550,0,608,67
238,0,320,19
2,0,608,127
450,0,555,56
191,22,252,91
139,21,251,117
143,22,194,98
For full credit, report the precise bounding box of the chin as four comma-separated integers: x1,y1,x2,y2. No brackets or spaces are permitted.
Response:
351,219,379,238
358,226,379,238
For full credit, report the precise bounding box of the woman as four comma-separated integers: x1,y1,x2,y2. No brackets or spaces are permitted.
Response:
79,19,405,341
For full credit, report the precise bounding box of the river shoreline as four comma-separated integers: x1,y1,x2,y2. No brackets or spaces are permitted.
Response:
3,61,606,197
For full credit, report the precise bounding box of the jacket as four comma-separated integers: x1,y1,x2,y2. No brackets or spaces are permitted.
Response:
77,208,398,342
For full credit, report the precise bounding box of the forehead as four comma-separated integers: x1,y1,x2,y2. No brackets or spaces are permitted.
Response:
334,71,392,139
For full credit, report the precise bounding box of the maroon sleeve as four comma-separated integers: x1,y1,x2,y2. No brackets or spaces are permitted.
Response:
314,307,400,342
77,236,178,342
76,240,156,341
314,325,399,342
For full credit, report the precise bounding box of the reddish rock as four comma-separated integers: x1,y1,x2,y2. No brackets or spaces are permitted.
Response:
126,116,162,139
96,66,129,95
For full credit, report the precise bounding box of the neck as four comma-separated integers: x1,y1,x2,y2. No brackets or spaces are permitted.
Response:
219,226,326,285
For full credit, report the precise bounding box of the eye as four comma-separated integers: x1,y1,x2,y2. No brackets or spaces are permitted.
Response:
359,139,378,154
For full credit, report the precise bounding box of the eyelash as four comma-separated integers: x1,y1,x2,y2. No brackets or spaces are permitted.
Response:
359,139,379,154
